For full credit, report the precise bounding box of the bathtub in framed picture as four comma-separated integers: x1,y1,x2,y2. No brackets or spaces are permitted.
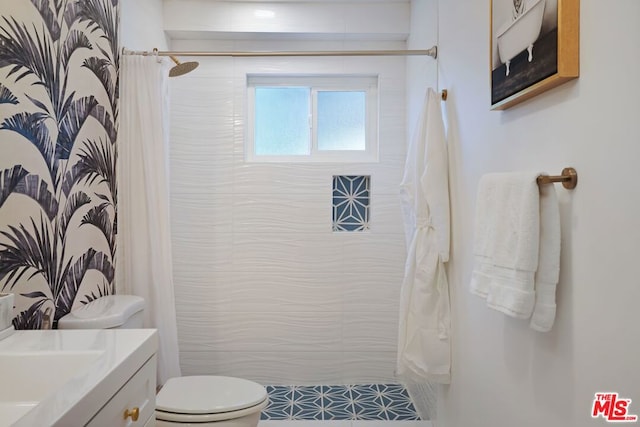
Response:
490,0,580,110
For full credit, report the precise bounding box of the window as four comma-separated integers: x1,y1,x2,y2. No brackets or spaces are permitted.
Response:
247,75,378,162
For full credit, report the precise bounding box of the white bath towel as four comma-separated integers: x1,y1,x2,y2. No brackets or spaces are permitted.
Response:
470,172,540,317
470,172,560,331
529,182,561,332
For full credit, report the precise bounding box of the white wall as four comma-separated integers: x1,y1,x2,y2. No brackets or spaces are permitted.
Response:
433,0,640,426
163,0,410,40
406,0,438,132
121,0,168,50
168,38,408,384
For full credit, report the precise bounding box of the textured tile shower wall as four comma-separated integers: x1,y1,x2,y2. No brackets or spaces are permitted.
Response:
169,41,407,384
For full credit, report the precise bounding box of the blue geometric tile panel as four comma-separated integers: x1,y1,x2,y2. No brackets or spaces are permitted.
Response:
261,384,420,421
333,175,370,232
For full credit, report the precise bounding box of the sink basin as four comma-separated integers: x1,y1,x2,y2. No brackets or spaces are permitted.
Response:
0,350,103,425
0,329,157,427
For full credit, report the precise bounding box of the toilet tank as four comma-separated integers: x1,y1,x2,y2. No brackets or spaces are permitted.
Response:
57,295,145,329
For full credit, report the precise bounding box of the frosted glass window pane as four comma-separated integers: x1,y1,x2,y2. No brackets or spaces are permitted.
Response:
255,87,310,155
317,91,366,151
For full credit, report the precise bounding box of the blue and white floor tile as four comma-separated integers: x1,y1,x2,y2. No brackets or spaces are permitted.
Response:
259,421,432,427
262,384,421,421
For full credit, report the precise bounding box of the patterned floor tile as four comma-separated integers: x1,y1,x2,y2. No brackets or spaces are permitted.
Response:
322,385,352,400
262,385,294,420
261,402,292,420
292,403,324,420
323,398,354,421
293,386,324,405
267,385,294,402
261,384,420,421
351,384,379,401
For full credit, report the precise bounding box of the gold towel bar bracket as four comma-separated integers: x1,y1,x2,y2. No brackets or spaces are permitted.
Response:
441,89,448,101
537,167,578,190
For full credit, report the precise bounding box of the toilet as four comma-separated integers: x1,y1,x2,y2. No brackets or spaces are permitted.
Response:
57,295,145,329
155,375,268,426
58,295,268,426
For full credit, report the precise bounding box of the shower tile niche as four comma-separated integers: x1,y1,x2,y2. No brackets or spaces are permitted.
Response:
332,175,371,232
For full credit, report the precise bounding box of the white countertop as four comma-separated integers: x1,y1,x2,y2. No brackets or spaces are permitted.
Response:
0,328,157,427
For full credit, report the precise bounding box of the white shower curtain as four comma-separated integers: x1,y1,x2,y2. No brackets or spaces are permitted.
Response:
117,55,181,385
396,88,451,384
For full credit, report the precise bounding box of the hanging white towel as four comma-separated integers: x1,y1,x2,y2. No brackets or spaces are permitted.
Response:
397,88,451,384
470,172,540,317
469,172,560,331
530,182,560,332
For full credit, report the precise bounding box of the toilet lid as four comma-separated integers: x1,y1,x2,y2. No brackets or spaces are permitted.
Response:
156,376,268,415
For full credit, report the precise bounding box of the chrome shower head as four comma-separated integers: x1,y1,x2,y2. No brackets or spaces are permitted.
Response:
169,56,199,77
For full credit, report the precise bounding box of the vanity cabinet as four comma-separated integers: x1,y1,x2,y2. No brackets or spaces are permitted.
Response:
3,329,158,427
87,354,156,426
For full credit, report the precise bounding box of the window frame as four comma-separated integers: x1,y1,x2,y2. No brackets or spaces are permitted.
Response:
246,74,379,163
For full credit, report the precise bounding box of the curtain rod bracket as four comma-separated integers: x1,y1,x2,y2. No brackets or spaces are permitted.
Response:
429,46,437,59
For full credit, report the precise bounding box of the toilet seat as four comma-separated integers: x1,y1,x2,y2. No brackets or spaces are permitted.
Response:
156,401,268,423
156,376,268,423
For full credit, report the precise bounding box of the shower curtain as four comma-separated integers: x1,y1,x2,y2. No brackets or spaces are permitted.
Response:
118,55,181,385
396,88,451,384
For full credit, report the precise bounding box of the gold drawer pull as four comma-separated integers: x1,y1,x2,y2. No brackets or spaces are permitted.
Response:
124,407,140,421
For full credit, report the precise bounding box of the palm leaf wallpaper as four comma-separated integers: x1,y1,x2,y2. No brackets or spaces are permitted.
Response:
0,0,119,329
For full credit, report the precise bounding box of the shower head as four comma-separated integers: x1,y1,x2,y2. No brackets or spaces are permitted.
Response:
169,55,199,77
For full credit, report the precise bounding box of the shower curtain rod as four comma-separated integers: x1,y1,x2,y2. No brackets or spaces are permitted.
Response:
123,46,438,59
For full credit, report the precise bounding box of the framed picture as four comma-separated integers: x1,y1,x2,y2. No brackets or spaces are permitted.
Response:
490,0,579,110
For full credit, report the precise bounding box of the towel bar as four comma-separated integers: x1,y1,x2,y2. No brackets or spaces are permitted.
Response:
537,167,578,189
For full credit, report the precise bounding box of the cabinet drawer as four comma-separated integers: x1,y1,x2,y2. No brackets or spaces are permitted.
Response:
87,355,156,427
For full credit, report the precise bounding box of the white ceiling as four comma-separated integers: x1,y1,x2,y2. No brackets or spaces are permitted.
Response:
164,0,412,41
